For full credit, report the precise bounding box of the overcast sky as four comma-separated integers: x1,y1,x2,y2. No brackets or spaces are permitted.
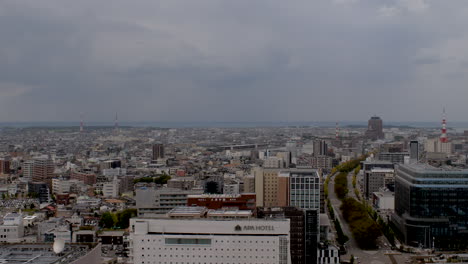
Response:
0,0,467,123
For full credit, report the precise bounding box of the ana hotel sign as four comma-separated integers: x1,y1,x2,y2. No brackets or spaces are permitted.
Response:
235,225,275,231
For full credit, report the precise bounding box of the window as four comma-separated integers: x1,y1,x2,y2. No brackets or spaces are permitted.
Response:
165,238,211,245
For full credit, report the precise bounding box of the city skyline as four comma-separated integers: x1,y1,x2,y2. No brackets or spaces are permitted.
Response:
1,0,468,122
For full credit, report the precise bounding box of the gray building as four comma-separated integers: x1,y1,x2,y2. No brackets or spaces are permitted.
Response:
361,160,394,197
378,152,409,164
135,187,203,217
363,168,395,199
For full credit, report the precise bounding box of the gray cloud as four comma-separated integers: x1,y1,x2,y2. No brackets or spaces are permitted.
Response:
0,0,468,123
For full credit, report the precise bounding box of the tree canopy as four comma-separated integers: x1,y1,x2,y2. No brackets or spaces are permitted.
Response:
340,197,381,249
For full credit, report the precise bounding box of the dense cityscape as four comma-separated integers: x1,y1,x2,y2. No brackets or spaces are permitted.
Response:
0,116,467,263
3,0,468,263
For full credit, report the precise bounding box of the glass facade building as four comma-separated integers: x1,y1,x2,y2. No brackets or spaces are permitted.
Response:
287,169,320,264
289,169,320,210
393,164,468,249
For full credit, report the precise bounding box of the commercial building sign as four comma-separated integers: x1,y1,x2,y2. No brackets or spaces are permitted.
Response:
235,225,275,231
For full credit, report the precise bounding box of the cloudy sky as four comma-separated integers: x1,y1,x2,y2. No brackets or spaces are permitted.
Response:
0,0,467,123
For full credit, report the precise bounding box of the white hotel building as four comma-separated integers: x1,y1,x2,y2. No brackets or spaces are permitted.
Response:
130,218,291,264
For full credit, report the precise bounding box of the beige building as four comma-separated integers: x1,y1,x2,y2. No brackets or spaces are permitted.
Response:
425,138,452,155
277,172,290,207
263,157,284,168
243,175,255,193
254,167,291,207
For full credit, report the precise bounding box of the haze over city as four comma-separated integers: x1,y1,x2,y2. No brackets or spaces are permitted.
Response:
3,1,468,264
1,0,468,122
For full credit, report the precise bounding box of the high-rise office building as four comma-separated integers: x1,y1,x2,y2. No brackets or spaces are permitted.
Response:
365,116,384,140
287,169,321,211
152,143,165,160
409,140,419,161
393,164,468,249
279,168,320,264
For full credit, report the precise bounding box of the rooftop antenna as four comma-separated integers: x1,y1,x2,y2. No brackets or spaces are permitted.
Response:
440,107,448,143
80,112,84,133
335,122,339,141
114,112,118,131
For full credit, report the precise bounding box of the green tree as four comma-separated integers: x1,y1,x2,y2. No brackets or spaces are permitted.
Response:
116,209,137,229
133,177,154,184
154,175,171,185
99,212,116,228
334,172,349,200
340,197,382,249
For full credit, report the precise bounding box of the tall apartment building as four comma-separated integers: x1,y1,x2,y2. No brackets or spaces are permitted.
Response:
393,164,468,249
70,170,97,185
152,143,165,160
0,159,11,174
313,140,328,156
254,167,281,207
22,160,34,182
24,158,55,188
